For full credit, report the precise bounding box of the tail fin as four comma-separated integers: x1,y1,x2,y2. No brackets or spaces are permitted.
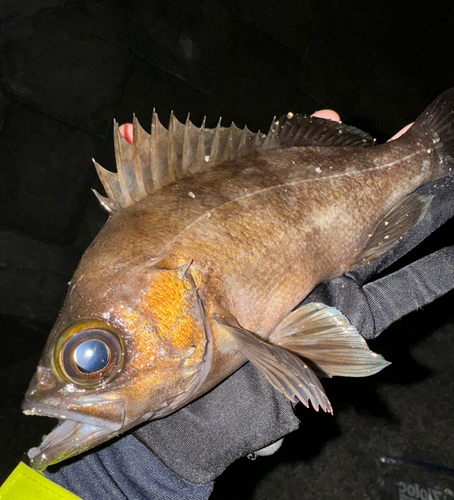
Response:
410,87,454,172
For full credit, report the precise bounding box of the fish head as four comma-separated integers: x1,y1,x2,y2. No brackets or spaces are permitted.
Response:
23,257,212,470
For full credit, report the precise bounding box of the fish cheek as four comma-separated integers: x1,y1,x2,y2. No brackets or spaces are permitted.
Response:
101,268,210,417
141,268,207,369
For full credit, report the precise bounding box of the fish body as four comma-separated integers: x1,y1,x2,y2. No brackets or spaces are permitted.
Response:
23,89,454,470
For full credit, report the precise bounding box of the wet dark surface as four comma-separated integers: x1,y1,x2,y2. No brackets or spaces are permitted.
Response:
1,1,454,499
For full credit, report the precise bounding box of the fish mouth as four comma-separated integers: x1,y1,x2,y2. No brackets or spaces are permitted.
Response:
22,399,125,470
26,419,115,470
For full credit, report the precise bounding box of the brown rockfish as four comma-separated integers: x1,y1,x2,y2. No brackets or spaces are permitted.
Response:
23,89,454,470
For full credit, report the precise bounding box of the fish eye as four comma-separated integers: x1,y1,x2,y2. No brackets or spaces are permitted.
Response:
74,340,110,374
54,320,125,387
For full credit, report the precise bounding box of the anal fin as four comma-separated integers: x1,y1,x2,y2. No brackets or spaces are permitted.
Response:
218,318,332,413
352,193,433,266
269,302,390,378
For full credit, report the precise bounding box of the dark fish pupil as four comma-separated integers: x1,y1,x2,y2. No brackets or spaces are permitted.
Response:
74,340,110,374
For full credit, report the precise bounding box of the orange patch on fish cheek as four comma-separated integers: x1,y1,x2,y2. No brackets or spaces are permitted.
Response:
141,271,196,349
142,272,186,334
141,271,202,352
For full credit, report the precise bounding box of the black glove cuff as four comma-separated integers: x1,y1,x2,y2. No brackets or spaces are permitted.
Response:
364,245,454,336
305,245,454,340
134,363,300,484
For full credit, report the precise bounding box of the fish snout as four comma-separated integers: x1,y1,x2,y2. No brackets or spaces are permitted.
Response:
26,366,57,395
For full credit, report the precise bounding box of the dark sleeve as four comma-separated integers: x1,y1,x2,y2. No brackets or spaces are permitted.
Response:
133,363,300,484
45,434,214,500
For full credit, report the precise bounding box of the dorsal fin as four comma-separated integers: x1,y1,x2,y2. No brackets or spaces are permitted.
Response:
263,113,375,149
94,112,375,211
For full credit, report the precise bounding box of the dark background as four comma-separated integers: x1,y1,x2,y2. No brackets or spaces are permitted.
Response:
1,1,454,499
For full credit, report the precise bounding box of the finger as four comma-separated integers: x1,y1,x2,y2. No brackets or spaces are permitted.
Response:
311,110,414,144
119,123,134,145
311,109,341,122
387,122,414,142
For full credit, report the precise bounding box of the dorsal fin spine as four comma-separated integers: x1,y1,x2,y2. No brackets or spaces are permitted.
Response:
150,111,164,188
167,112,178,182
182,113,191,174
210,118,222,165
238,125,253,157
227,123,240,161
228,123,235,161
168,112,177,179
194,118,206,174
132,115,150,199
113,121,136,206
94,159,126,207
254,129,265,149
262,117,277,150
92,188,119,212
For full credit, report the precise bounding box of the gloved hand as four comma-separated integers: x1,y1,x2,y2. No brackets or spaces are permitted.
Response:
45,116,454,500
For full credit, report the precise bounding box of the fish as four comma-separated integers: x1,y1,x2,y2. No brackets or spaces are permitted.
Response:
22,88,454,471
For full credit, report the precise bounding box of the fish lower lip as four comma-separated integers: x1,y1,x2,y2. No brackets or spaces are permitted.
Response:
27,419,114,471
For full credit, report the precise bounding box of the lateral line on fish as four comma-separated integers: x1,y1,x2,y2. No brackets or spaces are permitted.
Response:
158,148,428,254
236,149,426,198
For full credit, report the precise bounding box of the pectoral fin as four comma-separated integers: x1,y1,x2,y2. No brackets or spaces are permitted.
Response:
269,302,390,378
218,318,332,413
